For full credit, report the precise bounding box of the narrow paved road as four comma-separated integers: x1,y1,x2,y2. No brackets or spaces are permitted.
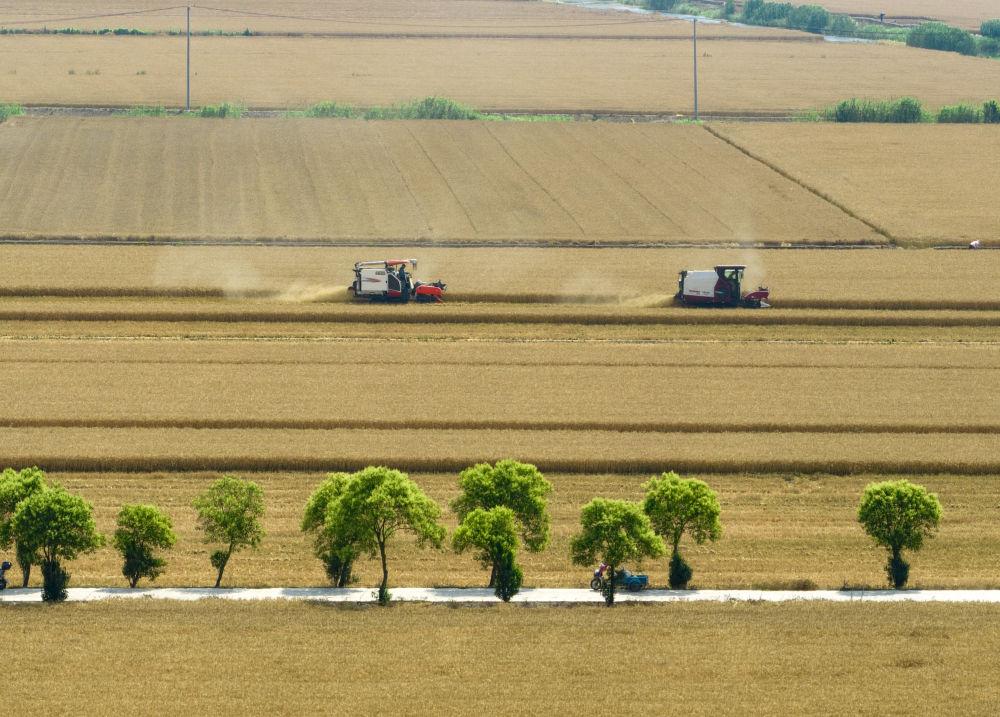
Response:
4,587,1000,604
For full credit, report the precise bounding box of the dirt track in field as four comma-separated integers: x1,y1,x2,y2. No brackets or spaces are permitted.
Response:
0,118,879,245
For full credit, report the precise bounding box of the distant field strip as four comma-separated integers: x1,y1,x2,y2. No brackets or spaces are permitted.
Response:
811,0,999,30
2,428,997,474
2,246,997,305
2,34,1000,112
1,340,996,432
713,124,1000,246
0,118,876,245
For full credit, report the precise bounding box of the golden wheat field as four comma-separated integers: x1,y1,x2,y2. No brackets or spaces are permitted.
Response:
1,33,1000,112
1,339,997,432
0,118,879,245
13,471,998,589
5,601,1000,714
715,123,1000,245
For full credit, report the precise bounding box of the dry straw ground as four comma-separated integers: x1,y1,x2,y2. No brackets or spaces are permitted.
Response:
1,33,1000,111
4,601,1000,714
715,124,1000,246
26,471,1000,590
0,118,877,245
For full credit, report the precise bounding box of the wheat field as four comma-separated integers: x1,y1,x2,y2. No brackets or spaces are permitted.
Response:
1,33,1000,112
812,0,999,30
3,601,999,714
0,118,878,245
714,123,1000,245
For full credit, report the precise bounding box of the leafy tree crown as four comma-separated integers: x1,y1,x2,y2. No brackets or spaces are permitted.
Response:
0,467,48,548
113,504,176,554
324,467,446,556
11,486,104,563
857,480,942,553
452,460,552,552
453,506,519,566
642,472,722,549
570,498,665,569
193,475,265,549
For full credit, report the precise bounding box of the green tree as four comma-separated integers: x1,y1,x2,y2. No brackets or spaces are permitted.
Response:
113,504,176,588
10,486,104,601
452,460,552,587
301,473,358,587
453,507,523,601
323,467,445,605
0,466,48,587
570,499,664,606
857,480,942,588
643,472,722,589
193,476,265,588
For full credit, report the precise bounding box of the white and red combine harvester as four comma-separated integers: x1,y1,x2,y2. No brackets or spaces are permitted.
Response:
675,265,770,308
349,259,446,303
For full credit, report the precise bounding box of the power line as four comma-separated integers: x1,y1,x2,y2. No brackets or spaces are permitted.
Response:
191,4,680,31
0,5,188,26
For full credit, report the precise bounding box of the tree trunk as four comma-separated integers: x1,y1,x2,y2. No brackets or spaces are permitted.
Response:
129,575,139,589
605,562,616,607
378,538,390,605
214,547,232,588
488,560,498,588
17,542,31,588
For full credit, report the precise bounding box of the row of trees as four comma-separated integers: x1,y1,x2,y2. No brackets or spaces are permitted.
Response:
0,464,943,605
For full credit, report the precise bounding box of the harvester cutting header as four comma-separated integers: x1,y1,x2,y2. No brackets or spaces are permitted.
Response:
350,259,447,303
675,265,770,308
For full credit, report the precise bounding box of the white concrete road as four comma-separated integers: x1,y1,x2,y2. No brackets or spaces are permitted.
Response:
4,587,1000,604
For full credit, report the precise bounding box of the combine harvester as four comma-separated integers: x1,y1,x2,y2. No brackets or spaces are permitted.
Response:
349,259,447,303
675,265,770,308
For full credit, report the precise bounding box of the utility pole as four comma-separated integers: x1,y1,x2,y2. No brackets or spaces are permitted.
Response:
186,6,191,112
692,18,699,121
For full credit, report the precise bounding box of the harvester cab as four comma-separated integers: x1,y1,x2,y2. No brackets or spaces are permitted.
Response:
350,259,446,303
676,265,770,308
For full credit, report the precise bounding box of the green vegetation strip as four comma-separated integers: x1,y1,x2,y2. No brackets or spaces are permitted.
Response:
813,97,1000,124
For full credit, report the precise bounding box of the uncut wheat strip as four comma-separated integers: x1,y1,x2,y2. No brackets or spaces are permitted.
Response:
2,427,998,474
1,302,998,327
3,335,997,367
12,471,1000,591
2,360,997,427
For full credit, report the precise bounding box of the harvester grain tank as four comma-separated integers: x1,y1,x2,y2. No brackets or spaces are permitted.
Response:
349,259,446,303
675,265,770,308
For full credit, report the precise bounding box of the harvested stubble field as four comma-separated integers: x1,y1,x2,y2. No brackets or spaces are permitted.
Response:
0,118,878,245
5,601,1000,714
2,246,998,306
17,471,1000,590
1,33,999,112
714,124,1000,246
